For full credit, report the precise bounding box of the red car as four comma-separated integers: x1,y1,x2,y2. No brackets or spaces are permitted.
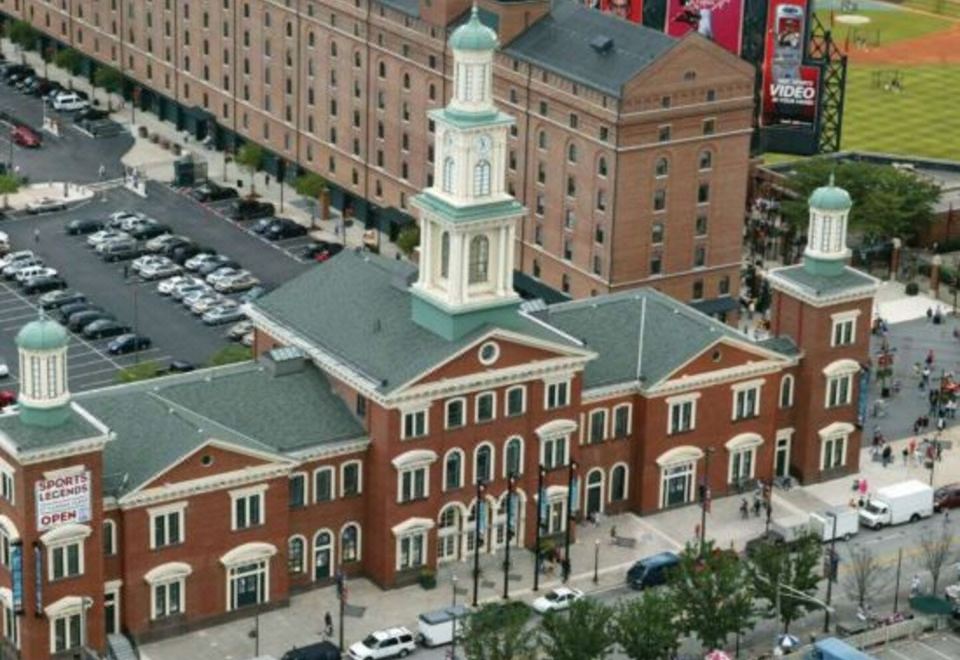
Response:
11,125,41,148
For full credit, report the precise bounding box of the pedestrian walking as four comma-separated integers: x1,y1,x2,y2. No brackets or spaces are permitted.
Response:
33,228,39,243
927,307,933,322
324,611,334,638
882,444,892,467
98,163,106,179
937,441,943,462
938,417,946,433
926,349,935,367
902,447,909,465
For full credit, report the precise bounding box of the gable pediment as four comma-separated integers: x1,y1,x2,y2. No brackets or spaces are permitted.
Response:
139,441,287,491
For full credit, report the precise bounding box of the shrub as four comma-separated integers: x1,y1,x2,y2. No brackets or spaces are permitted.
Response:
906,282,920,296
418,567,437,590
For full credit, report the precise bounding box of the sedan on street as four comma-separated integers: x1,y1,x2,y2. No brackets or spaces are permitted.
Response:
531,587,584,614
107,333,152,355
82,319,130,339
22,275,67,295
202,301,245,325
66,218,104,235
39,290,85,310
26,197,67,214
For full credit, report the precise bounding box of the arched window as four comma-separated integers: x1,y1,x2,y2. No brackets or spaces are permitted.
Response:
655,157,669,177
378,61,386,78
504,437,523,477
780,375,795,408
610,464,627,501
444,449,463,490
354,51,362,67
699,149,713,170
330,41,338,57
440,232,450,279
340,523,360,562
403,73,410,90
442,158,455,194
307,31,315,47
474,444,493,483
102,520,116,556
313,530,333,580
567,143,577,163
468,235,489,284
288,536,305,573
652,222,664,244
473,160,491,196
537,130,547,149
598,157,607,177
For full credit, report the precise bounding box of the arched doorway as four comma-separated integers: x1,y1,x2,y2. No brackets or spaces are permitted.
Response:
585,469,604,517
437,504,463,563
313,530,334,580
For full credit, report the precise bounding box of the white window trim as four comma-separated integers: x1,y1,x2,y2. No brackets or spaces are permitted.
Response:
313,466,336,503
45,596,90,654
612,403,633,438
473,442,495,484
401,406,430,440
42,524,91,581
145,563,191,620
503,436,525,478
730,379,764,421
779,375,795,408
543,378,572,410
475,391,497,423
539,434,569,470
504,385,527,416
103,520,117,556
442,448,465,491
727,447,758,483
608,462,629,502
289,471,308,506
822,358,861,377
147,502,187,550
312,528,335,578
288,534,308,574
445,397,467,430
830,309,860,347
47,541,85,581
588,408,608,443
826,373,854,408
397,466,430,503
0,587,20,649
584,468,605,513
666,392,701,435
339,521,362,563
229,484,268,531
339,460,363,497
821,433,848,470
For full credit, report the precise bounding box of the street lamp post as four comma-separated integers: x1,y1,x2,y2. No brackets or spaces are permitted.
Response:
533,465,545,592
893,548,903,613
450,575,459,660
699,448,714,557
593,539,600,584
823,512,838,633
503,473,516,600
472,479,486,607
563,461,578,583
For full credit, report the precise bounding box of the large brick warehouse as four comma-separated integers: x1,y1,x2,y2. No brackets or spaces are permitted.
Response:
0,17,876,660
1,0,755,311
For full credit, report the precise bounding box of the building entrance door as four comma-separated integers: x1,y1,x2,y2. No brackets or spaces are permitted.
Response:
314,531,332,580
775,437,790,477
586,471,603,516
230,561,266,610
662,464,693,508
105,591,118,636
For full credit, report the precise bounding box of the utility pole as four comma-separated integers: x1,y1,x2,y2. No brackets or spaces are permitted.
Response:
503,473,516,600
533,465,545,592
450,575,459,660
699,448,714,557
893,548,903,613
563,461,578,583
823,512,838,632
472,479,486,607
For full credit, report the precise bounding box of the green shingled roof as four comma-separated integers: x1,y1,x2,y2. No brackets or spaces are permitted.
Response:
0,407,103,452
252,251,579,393
769,264,876,296
531,289,761,389
76,362,366,496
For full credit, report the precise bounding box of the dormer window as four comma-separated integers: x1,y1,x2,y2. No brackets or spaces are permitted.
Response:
468,235,489,284
442,158,455,194
473,160,491,196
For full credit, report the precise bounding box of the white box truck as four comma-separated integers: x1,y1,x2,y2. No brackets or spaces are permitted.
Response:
416,604,469,647
858,480,934,530
809,507,859,542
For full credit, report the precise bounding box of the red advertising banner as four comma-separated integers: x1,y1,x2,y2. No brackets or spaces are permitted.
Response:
761,0,820,125
664,0,745,56
583,0,643,23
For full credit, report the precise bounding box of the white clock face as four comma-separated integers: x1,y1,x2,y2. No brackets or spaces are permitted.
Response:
477,134,492,155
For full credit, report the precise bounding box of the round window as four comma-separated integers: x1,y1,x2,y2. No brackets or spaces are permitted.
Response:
479,341,499,366
712,350,722,362
200,454,214,467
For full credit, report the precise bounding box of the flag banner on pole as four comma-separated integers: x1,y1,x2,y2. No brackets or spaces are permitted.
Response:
509,493,518,531
478,501,487,532
570,476,580,513
538,487,548,525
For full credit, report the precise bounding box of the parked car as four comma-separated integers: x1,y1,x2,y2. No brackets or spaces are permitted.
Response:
130,223,170,240
68,310,114,332
250,218,275,234
214,270,259,293
3,65,34,85
145,234,189,253
43,82,64,101
26,197,68,214
228,198,275,221
347,627,416,660
189,293,226,315
141,260,182,281
83,319,130,339
131,255,167,274
160,238,195,259
169,243,212,265
87,229,130,248
10,125,41,148
182,288,215,307
227,320,254,341
73,107,110,122
66,218,104,235
202,301,245,325
3,257,44,279
23,274,67,295
184,252,220,271
107,210,140,229
52,92,88,111
29,79,57,97
14,75,36,92
100,240,141,262
39,290,85,310
58,302,100,323
107,333,152,355
531,587,584,614
302,242,344,262
626,552,680,590
15,266,58,284
191,182,238,202
934,483,960,512
120,215,153,233
206,267,241,287
0,251,34,269
265,219,308,241
172,282,210,301
281,640,341,660
197,257,241,277
157,275,196,296
239,286,268,303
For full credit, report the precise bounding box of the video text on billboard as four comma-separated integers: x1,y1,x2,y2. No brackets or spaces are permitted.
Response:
761,0,820,126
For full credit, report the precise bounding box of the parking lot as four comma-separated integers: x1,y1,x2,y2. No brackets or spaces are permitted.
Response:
872,631,960,659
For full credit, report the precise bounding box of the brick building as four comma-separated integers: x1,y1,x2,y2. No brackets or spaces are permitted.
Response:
0,0,755,310
0,20,876,660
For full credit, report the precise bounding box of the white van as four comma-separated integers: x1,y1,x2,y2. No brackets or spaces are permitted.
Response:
809,507,859,542
52,92,88,111
416,604,469,647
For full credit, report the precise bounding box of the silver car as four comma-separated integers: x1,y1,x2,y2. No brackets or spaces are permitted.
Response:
202,301,245,325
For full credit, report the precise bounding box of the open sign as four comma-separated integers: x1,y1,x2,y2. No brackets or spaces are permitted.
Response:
35,470,91,532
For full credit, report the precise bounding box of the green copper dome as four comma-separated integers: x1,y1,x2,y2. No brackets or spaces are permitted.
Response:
809,174,852,211
16,317,68,351
450,5,498,52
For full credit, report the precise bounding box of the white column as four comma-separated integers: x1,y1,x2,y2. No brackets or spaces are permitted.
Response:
421,221,432,287
450,233,466,304
460,233,471,302
497,225,508,295
506,224,517,276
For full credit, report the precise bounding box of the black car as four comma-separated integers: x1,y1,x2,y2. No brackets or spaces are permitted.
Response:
82,319,130,339
68,310,114,332
39,290,85,310
302,242,344,262
265,219,308,240
23,275,67,295
250,218,275,235
130,223,171,240
191,182,238,202
107,333,151,354
4,67,34,85
66,218,105,235
58,302,99,322
197,257,240,277
73,107,110,122
228,198,275,221
169,244,212,265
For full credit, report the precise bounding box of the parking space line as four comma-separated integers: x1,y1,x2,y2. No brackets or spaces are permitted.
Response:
915,642,957,660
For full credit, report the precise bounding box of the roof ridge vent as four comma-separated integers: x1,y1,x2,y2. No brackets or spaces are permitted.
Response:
590,35,614,54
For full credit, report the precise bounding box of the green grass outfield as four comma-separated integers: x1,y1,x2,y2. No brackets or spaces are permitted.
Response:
826,8,950,44
841,64,960,160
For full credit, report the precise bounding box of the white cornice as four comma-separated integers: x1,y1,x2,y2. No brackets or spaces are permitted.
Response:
17,436,110,465
287,437,371,463
645,360,787,398
766,270,879,308
118,463,293,510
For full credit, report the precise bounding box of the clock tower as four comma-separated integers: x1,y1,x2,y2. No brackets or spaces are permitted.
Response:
410,5,526,341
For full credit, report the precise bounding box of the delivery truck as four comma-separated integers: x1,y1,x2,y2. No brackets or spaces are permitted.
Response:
416,604,469,647
857,480,934,530
809,506,859,542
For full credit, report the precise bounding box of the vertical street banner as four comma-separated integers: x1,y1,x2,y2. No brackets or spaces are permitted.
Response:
33,544,42,615
664,0,745,56
538,487,548,528
10,543,22,613
761,0,821,126
570,476,580,513
508,493,518,532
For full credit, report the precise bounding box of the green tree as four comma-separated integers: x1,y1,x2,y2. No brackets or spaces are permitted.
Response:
779,157,940,242
208,345,252,366
613,588,683,660
670,541,757,652
293,172,329,222
0,173,20,209
235,143,265,195
53,47,82,74
460,601,537,660
748,534,823,633
6,20,39,51
116,360,161,383
396,225,420,258
540,598,613,660
93,65,124,111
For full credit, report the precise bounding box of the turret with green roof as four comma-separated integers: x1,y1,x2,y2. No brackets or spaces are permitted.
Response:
15,313,72,427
